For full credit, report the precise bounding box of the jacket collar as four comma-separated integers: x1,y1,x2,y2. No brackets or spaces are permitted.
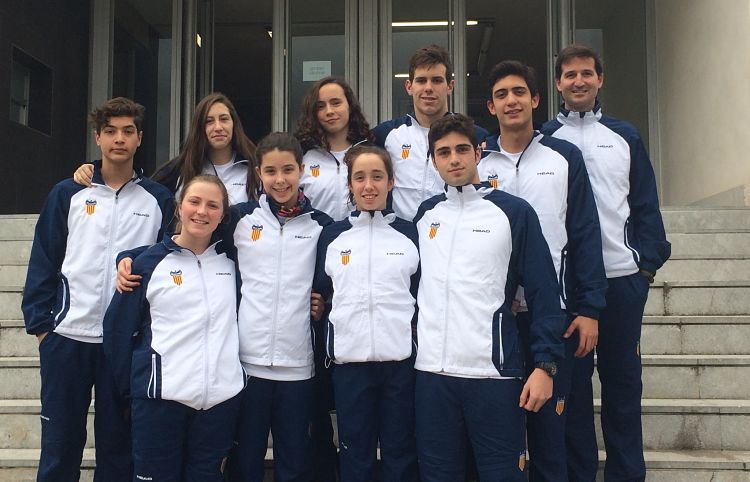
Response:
445,182,493,202
557,102,603,123
259,192,314,218
483,131,540,154
90,159,142,189
349,209,396,226
162,232,221,255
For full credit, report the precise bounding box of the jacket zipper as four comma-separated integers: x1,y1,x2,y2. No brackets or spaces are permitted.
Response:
194,255,212,409
441,191,464,370
368,215,375,358
100,192,119,321
269,222,285,366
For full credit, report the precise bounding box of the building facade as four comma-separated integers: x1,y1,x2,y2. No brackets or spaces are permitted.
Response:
1,0,748,213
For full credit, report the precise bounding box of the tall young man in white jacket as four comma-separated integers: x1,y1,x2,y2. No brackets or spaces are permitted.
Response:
373,45,487,221
542,45,671,482
414,113,566,481
478,60,607,482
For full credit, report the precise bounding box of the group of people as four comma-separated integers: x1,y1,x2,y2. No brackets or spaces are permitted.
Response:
22,43,671,482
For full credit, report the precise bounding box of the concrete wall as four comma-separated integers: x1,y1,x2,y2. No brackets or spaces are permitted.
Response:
0,0,90,214
655,0,750,206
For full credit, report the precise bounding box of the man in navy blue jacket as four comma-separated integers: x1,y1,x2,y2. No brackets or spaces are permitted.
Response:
542,45,671,482
478,60,607,482
22,97,173,482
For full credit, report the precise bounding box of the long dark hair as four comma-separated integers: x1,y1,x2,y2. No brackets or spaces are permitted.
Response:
153,92,258,197
295,76,374,153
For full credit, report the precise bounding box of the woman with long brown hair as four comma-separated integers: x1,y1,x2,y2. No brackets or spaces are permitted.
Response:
295,76,374,221
74,92,258,205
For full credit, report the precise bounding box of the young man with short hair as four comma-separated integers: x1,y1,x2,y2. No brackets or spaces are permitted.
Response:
22,97,174,481
413,113,565,481
542,45,671,481
373,45,487,221
478,60,607,482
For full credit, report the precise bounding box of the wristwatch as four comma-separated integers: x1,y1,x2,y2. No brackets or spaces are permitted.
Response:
534,361,558,378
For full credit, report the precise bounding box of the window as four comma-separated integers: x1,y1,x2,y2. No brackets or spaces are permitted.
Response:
9,47,52,134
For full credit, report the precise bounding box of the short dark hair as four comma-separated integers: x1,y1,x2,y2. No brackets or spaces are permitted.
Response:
256,132,304,167
344,145,394,205
428,114,478,157
88,97,145,133
555,44,604,80
409,44,453,82
487,60,539,98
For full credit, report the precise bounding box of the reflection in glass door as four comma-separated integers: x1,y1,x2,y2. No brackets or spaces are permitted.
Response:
287,0,346,131
213,0,274,142
113,0,173,174
574,0,649,147
464,0,549,133
391,0,449,120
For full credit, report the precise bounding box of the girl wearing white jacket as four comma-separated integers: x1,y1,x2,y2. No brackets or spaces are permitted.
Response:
313,145,420,482
103,175,244,482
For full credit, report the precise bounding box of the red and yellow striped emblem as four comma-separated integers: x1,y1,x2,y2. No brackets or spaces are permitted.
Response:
488,174,499,189
428,222,440,240
251,224,263,242
555,397,565,416
401,144,411,160
170,270,183,286
340,249,351,266
310,164,320,178
518,451,526,471
85,199,97,216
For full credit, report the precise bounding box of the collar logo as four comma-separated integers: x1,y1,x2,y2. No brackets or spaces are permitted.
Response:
340,249,351,265
428,222,440,239
310,164,321,178
85,199,97,216
401,144,411,159
170,269,183,286
251,224,263,242
487,174,499,189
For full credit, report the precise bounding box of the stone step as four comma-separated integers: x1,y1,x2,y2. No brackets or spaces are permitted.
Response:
0,321,35,357
0,288,24,321
0,449,94,481
642,316,750,355
596,449,750,481
592,355,750,399
0,448,274,481
5,314,749,359
5,354,750,399
668,232,750,257
7,282,750,323
646,282,750,316
657,257,750,282
0,266,26,287
0,241,32,265
661,208,750,233
0,400,93,450
593,399,750,451
0,215,38,240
